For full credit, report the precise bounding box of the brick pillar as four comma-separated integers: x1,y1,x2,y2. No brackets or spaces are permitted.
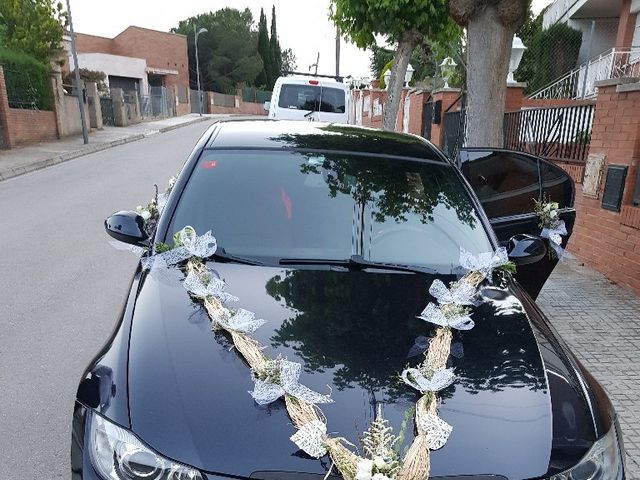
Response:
567,78,640,294
0,66,14,149
430,88,462,149
615,0,637,48
505,83,526,112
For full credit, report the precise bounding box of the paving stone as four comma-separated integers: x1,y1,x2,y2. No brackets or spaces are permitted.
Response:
538,257,640,477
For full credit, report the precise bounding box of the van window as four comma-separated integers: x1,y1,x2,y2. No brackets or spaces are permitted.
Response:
278,84,345,113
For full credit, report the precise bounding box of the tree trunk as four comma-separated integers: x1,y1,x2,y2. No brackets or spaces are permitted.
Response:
465,5,514,147
382,32,417,131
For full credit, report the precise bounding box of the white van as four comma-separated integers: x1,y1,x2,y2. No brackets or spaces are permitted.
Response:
264,74,352,124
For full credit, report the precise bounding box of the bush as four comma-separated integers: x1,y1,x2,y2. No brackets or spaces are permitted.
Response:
516,20,583,95
0,48,52,110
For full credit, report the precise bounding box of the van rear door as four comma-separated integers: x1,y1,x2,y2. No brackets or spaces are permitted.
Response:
273,81,348,123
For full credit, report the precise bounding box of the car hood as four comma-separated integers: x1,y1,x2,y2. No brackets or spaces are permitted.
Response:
126,263,595,479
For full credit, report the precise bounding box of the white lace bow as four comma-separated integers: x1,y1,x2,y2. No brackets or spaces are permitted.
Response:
459,247,509,282
417,302,474,330
290,420,328,458
143,226,217,269
429,279,476,305
541,220,567,257
401,367,455,393
419,412,453,450
250,359,333,405
183,269,239,304
210,307,266,334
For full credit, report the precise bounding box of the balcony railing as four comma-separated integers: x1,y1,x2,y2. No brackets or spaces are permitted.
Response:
528,48,640,100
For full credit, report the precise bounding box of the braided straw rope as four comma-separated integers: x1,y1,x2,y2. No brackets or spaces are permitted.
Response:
398,271,482,480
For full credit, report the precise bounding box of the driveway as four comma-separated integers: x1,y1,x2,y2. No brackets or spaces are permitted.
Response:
539,257,640,477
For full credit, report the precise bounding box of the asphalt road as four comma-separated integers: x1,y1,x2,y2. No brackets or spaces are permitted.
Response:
0,120,217,478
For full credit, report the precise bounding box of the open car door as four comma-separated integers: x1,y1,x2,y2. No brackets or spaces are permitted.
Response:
457,148,576,299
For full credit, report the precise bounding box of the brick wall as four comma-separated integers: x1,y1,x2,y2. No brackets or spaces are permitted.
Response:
112,27,189,112
75,33,114,55
566,80,640,294
75,27,191,116
5,108,58,146
0,66,59,149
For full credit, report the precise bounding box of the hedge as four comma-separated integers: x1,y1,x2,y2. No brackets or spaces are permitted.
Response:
0,48,52,110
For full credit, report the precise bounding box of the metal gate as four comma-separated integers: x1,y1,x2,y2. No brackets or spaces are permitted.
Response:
442,109,466,160
422,101,434,140
100,97,114,126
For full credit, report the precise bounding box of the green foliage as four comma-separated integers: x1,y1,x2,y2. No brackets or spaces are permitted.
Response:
172,8,264,94
256,8,271,88
281,48,297,72
0,0,66,63
515,15,582,94
0,48,52,110
331,0,457,49
269,6,282,86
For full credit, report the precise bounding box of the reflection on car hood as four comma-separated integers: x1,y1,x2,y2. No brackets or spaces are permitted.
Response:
126,263,595,479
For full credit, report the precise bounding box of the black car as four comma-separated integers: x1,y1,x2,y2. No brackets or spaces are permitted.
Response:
72,120,626,480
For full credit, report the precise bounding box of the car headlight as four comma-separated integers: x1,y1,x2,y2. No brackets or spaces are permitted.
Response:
549,423,623,480
88,410,203,480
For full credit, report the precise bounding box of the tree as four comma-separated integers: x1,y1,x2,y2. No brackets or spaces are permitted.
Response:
281,48,297,72
0,0,67,63
269,6,282,87
515,11,582,95
172,8,263,93
255,8,271,89
450,0,529,147
331,0,458,131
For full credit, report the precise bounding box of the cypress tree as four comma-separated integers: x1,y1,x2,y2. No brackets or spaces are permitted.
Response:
269,5,283,88
256,8,271,88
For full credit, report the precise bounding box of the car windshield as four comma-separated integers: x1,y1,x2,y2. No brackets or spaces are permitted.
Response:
278,84,346,113
167,150,493,273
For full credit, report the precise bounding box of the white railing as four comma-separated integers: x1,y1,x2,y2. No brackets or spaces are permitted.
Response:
528,48,640,100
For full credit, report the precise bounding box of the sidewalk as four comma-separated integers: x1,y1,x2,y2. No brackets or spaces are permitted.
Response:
0,114,230,181
538,257,640,477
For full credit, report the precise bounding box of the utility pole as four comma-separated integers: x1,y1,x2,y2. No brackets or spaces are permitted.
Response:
194,25,208,116
66,0,88,144
335,26,341,78
309,52,320,75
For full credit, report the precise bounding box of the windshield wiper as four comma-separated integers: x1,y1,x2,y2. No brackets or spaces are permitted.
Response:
279,255,434,274
209,247,264,266
303,110,315,118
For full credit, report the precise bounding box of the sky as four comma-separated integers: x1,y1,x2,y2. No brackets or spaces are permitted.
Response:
69,0,555,79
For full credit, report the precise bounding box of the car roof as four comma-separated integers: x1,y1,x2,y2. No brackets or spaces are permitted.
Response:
275,76,348,89
205,119,446,162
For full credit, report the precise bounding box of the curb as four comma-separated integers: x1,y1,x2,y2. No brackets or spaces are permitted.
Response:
0,116,211,182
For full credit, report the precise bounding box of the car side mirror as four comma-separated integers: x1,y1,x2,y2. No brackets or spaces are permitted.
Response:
506,234,547,265
263,101,270,112
105,211,149,247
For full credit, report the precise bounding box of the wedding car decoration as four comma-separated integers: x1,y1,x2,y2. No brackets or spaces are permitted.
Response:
534,197,566,259
111,176,516,480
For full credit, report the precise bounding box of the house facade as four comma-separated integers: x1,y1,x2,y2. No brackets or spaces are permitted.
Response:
534,0,640,99
65,26,191,116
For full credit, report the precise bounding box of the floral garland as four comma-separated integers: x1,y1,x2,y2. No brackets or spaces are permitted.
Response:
534,196,567,259
113,177,516,480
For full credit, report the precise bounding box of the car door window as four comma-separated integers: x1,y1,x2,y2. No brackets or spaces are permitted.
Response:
539,159,574,208
461,151,540,218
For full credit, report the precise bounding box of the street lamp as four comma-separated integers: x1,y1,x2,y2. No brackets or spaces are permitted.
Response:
194,25,208,116
440,57,457,89
404,64,414,86
508,35,527,84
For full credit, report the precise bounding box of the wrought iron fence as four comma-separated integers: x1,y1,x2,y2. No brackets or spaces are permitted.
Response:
242,87,271,104
140,86,171,118
504,103,594,163
528,47,640,100
2,65,52,110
